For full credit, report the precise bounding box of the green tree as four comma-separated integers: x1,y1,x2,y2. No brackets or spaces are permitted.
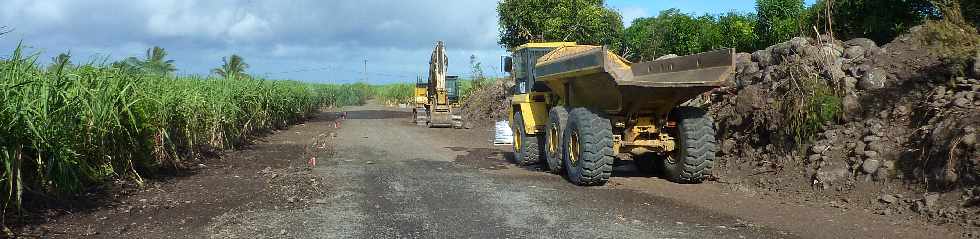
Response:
469,55,486,86
718,12,761,52
142,46,176,75
756,0,806,46
497,0,624,49
621,9,699,61
620,17,656,60
809,0,935,43
964,0,979,28
211,54,250,79
622,9,759,61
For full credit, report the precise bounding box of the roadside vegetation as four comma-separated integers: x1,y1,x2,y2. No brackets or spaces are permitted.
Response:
0,44,371,214
499,0,978,61
497,0,977,139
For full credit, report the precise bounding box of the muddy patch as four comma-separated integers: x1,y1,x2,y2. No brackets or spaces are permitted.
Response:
450,147,510,170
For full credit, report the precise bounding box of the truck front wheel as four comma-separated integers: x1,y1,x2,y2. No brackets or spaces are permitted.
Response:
663,106,717,183
513,112,543,166
562,108,613,186
544,106,568,174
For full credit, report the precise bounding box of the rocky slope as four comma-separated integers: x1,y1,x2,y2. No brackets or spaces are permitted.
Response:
708,24,980,228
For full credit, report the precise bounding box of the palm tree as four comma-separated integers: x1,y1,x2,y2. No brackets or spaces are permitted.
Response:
142,46,176,75
112,57,144,72
212,54,249,79
48,52,72,73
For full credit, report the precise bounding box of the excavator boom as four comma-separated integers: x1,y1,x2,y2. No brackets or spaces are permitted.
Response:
412,41,462,128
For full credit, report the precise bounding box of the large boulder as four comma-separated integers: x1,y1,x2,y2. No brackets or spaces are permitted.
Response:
752,49,774,67
814,163,850,188
844,46,866,59
819,44,844,58
862,159,881,174
858,68,888,90
789,37,811,53
827,67,848,82
736,85,763,115
842,94,861,115
847,63,872,78
845,38,878,54
843,76,858,90
656,54,678,60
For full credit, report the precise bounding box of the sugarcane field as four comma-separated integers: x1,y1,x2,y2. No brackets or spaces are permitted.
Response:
2,0,980,238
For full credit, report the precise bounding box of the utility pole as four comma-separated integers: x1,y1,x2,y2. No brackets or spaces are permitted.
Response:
362,59,368,83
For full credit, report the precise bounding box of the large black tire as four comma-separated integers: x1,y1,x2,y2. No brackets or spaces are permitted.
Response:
562,108,614,186
663,106,717,183
513,112,543,166
544,107,569,174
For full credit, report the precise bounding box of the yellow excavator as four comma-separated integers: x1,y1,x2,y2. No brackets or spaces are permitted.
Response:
503,42,734,186
412,41,462,128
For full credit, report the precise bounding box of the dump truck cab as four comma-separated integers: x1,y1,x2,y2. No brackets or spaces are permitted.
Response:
504,42,578,166
505,43,575,139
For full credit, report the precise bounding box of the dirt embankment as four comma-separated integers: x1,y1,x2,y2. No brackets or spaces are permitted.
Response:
459,79,514,128
708,23,980,229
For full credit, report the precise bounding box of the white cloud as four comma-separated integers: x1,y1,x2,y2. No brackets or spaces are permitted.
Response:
0,0,505,83
227,13,272,40
1,0,67,26
143,1,271,42
619,6,650,27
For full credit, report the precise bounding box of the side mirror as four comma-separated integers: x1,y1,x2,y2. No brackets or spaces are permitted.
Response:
502,56,513,73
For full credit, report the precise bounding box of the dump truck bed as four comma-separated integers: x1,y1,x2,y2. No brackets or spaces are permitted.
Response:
534,46,734,116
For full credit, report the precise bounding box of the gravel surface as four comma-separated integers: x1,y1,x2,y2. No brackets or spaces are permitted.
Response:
207,105,792,238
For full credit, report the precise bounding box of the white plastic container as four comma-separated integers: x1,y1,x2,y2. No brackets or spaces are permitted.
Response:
493,121,514,145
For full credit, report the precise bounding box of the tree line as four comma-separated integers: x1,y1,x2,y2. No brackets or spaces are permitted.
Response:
498,0,979,61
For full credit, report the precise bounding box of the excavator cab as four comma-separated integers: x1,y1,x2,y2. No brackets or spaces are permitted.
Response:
446,75,460,104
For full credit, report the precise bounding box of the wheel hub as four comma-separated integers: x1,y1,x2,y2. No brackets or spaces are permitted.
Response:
548,125,560,155
568,131,580,166
514,128,522,150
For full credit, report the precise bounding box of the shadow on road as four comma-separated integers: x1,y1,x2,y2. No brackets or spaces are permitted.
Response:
342,110,412,120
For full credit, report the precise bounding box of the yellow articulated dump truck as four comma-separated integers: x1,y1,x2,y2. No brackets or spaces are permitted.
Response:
503,42,734,186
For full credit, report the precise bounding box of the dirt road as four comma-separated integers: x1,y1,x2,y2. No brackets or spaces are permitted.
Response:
22,104,962,238
206,104,794,238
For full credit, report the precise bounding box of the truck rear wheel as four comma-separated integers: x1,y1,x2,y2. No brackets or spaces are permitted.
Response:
513,112,542,166
562,108,613,186
544,107,568,174
663,106,717,183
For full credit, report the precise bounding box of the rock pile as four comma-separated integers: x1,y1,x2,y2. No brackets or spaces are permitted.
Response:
708,24,980,225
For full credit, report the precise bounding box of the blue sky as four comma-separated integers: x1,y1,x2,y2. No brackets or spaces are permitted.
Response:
0,0,815,84
609,0,818,26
